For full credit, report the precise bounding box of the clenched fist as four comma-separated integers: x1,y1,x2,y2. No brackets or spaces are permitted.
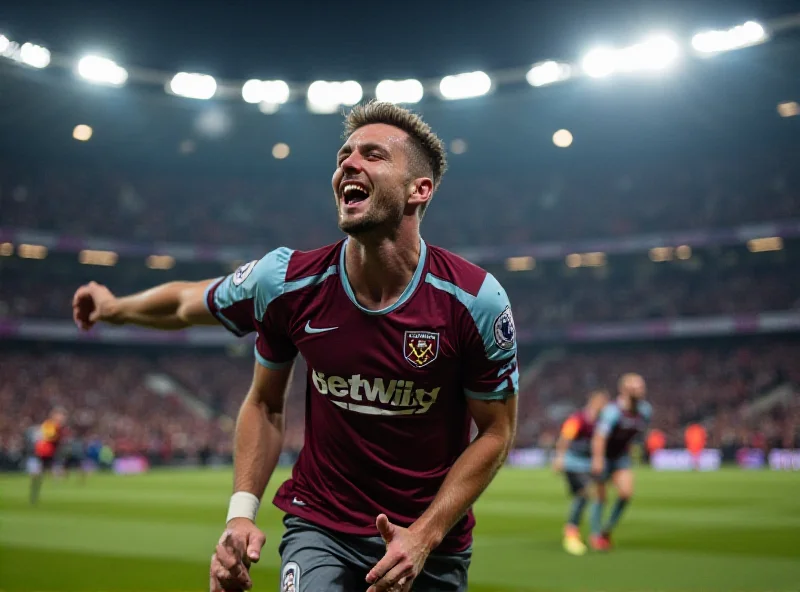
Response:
209,519,266,592
72,281,119,330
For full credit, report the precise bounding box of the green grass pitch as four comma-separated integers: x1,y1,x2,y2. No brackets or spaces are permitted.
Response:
1,467,798,591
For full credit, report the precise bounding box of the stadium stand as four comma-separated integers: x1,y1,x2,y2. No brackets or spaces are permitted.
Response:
2,152,799,247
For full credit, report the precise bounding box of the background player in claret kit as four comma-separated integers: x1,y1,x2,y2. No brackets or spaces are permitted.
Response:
589,373,652,551
72,101,519,592
29,406,67,505
552,389,609,555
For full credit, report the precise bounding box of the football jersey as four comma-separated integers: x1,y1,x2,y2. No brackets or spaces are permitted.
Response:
34,419,64,458
562,410,596,458
596,400,653,459
206,238,519,552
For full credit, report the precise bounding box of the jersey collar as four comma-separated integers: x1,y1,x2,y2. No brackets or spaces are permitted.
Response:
339,237,427,316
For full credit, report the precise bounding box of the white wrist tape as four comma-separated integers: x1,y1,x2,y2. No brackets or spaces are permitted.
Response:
226,491,260,524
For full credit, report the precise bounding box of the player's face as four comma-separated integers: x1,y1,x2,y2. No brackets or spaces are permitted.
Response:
622,376,646,410
332,124,413,236
53,410,67,424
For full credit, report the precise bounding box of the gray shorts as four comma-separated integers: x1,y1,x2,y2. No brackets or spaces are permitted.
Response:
278,515,471,592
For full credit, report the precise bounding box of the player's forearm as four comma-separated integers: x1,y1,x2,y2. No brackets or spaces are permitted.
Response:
232,394,284,499
554,436,571,459
107,280,214,329
411,430,512,550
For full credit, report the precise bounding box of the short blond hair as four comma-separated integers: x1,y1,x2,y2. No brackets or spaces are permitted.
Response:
344,101,447,217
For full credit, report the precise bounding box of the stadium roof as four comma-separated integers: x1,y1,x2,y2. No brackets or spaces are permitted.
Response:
3,0,800,79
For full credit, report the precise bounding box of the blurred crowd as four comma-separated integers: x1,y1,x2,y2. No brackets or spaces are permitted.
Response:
2,152,798,249
2,251,799,325
0,352,231,471
508,261,800,326
521,340,800,453
1,339,798,472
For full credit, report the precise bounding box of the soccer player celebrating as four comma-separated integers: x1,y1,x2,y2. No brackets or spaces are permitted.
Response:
72,101,519,592
589,373,652,551
552,389,609,555
30,407,67,505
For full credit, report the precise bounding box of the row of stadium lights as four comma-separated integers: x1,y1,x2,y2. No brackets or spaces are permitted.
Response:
2,238,783,271
71,122,572,153
0,243,176,269
72,123,297,157
504,237,785,272
0,21,784,114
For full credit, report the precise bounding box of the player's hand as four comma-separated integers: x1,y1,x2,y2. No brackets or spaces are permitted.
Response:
591,457,604,478
209,519,266,592
552,455,564,473
72,281,120,330
365,514,430,592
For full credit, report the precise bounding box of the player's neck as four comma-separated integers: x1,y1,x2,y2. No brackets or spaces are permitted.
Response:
344,228,422,311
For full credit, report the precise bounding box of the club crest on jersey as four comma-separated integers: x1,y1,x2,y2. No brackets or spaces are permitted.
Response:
404,331,440,368
494,306,516,351
281,562,299,592
232,260,257,286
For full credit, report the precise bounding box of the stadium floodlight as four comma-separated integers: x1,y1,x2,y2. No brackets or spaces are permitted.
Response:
583,35,679,78
439,71,491,100
777,101,799,118
19,42,50,68
617,35,679,72
307,80,363,113
0,35,9,54
241,79,290,105
526,61,572,87
73,124,93,141
691,21,767,54
77,55,128,87
375,79,424,104
553,129,573,148
258,101,281,114
581,47,616,78
169,72,217,100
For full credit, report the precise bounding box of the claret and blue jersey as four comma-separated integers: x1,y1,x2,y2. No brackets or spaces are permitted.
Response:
205,237,519,553
596,400,653,460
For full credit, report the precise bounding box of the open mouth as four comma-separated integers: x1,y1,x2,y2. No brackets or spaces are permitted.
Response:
341,182,370,206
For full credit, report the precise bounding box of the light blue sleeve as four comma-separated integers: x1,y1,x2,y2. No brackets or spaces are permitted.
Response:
205,247,293,337
640,401,653,428
464,273,519,399
596,404,621,437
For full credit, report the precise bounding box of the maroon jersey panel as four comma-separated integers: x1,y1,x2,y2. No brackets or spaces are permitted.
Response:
207,238,519,552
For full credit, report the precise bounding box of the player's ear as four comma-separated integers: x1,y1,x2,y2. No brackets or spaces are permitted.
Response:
407,177,433,210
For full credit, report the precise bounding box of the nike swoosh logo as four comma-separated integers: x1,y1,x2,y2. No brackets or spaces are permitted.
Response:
292,497,307,506
304,321,338,334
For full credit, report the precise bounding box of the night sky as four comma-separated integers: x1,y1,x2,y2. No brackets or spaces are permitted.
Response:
4,0,800,82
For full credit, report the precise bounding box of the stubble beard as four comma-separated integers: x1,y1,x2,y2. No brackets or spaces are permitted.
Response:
338,187,405,237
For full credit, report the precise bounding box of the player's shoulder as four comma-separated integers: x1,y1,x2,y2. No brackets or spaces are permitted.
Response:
284,240,343,284
426,244,515,353
566,410,585,426
425,246,516,351
238,241,342,292
639,400,654,418
600,402,621,420
426,244,511,316
426,243,492,297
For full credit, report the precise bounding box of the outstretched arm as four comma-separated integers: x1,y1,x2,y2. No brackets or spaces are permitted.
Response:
72,279,219,330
